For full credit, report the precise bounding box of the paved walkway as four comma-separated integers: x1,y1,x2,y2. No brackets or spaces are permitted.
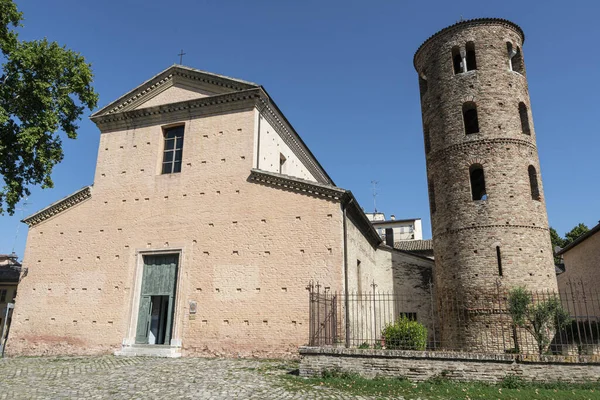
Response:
0,356,381,399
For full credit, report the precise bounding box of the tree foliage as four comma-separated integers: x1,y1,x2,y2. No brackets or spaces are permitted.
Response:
507,287,570,355
564,223,590,247
0,0,98,214
550,223,590,264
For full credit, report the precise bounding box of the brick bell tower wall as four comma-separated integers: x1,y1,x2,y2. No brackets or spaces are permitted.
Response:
413,19,558,350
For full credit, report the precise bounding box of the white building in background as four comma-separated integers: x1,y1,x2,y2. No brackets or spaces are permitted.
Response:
364,213,423,244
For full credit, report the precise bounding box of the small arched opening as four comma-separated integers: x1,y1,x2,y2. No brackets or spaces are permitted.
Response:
469,164,487,201
419,73,428,97
466,42,477,71
512,46,524,74
528,165,540,201
463,102,480,134
452,46,462,74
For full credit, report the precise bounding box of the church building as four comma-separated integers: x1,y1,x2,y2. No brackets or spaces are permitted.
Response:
7,66,432,357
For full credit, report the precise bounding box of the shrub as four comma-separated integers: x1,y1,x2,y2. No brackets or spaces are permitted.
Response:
381,316,427,350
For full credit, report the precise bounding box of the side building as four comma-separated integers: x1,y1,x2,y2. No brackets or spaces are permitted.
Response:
8,66,433,357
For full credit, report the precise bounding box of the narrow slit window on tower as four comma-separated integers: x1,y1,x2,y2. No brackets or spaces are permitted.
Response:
469,165,487,201
528,165,540,201
452,46,462,74
462,102,480,134
466,42,477,71
519,102,530,135
496,246,503,276
428,180,436,213
424,125,431,154
161,125,184,174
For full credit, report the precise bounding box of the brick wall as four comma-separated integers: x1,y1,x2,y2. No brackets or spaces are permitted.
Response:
300,347,600,383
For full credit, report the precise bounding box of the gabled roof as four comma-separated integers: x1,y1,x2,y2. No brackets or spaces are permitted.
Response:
556,221,600,256
91,65,259,118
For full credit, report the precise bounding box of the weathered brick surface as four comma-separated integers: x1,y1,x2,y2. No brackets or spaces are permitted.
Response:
8,96,345,357
299,347,600,383
414,20,558,349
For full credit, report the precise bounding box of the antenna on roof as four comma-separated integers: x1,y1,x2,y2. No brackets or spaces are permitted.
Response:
371,180,379,213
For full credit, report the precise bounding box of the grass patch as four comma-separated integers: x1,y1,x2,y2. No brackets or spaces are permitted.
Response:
282,370,600,399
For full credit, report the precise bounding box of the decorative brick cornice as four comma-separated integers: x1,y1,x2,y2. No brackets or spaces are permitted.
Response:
248,169,345,201
429,138,537,160
22,186,92,227
91,65,258,118
436,224,549,236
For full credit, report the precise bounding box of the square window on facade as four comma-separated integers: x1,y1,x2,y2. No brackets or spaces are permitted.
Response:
162,126,184,174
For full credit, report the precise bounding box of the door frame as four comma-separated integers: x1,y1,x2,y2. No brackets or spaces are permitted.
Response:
123,248,184,347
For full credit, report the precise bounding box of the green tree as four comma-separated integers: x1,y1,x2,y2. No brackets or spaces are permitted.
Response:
0,0,98,214
508,287,570,355
564,223,590,247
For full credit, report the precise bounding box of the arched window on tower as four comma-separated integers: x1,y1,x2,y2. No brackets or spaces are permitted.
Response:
452,46,462,75
419,72,428,97
528,165,540,201
424,125,431,154
507,42,524,74
470,165,487,201
463,102,480,134
466,42,477,71
519,102,531,135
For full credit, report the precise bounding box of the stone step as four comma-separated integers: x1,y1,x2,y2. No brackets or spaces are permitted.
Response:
115,344,182,358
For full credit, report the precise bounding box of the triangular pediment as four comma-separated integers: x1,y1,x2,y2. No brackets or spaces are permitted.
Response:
91,65,259,117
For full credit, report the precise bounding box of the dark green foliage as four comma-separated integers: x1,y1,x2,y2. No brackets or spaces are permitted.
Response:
0,0,98,214
550,227,565,264
381,316,427,350
508,287,570,355
550,224,590,264
564,223,590,246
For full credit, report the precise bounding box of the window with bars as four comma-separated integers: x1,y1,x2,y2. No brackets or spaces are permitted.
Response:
0,289,6,303
161,126,184,174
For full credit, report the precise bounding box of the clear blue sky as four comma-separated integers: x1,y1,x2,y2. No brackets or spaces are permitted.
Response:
1,0,599,259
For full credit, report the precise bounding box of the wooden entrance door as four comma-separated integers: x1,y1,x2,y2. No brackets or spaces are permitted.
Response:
135,254,179,345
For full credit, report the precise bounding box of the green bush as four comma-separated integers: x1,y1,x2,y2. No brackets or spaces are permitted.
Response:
381,316,427,350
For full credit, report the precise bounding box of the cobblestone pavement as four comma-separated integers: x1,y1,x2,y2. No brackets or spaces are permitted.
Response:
0,356,389,399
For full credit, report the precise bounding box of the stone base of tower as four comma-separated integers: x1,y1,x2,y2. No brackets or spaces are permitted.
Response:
435,290,545,354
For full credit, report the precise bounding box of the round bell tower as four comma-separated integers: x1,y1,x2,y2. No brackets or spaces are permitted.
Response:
414,18,558,350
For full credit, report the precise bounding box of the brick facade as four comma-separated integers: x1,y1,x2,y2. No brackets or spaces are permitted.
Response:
7,66,430,357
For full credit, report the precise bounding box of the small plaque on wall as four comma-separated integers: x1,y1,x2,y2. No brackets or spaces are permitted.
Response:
189,301,197,314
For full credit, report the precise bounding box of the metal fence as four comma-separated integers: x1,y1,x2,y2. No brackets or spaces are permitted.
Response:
308,280,600,356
